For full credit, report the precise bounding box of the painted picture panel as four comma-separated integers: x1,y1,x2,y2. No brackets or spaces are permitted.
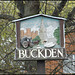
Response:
20,16,61,49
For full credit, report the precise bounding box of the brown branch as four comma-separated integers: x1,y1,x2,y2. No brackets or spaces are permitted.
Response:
0,14,16,21
52,0,67,16
68,22,75,26
45,0,47,14
66,7,75,27
0,48,16,61
4,48,16,58
67,7,75,21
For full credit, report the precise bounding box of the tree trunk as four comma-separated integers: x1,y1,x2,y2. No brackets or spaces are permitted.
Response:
24,1,40,17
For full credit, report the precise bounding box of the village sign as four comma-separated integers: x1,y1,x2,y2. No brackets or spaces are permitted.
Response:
12,14,67,60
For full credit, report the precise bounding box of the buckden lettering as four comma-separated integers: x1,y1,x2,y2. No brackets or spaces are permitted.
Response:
18,48,64,59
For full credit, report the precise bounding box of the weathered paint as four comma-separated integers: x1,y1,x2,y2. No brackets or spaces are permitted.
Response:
15,48,67,60
13,14,66,60
20,16,61,49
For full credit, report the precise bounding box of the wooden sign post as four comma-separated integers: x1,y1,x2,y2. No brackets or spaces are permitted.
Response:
12,14,67,74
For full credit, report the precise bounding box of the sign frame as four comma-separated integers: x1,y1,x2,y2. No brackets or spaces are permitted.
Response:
12,14,67,60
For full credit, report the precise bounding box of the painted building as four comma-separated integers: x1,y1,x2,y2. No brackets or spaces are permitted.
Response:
20,28,38,39
39,19,47,44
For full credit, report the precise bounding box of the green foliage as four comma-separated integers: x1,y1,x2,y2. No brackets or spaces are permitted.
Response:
53,27,60,45
59,1,75,18
32,36,41,42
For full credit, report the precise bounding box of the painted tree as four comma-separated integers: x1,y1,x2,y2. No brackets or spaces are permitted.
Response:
54,27,60,45
0,0,75,74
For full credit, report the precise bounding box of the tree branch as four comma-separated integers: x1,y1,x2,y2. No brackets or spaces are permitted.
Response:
66,7,75,27
52,0,67,16
4,48,16,58
0,14,16,21
0,48,16,61
67,7,75,21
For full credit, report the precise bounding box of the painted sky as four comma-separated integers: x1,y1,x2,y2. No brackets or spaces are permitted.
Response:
20,16,59,28
20,16,60,38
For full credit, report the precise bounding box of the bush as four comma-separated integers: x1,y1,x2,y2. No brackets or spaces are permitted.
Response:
32,36,41,42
